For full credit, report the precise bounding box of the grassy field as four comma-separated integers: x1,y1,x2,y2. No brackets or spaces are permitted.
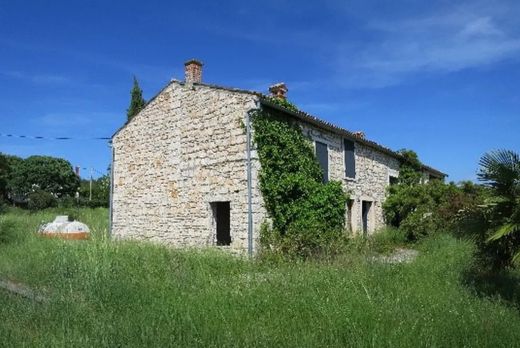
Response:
1,208,520,347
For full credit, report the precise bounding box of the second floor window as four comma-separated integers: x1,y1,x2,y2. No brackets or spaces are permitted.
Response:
315,141,329,183
344,139,356,179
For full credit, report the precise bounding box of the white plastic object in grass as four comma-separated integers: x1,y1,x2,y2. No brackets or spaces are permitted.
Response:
38,215,90,240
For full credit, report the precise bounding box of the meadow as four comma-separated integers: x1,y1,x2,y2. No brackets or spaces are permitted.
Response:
1,208,520,347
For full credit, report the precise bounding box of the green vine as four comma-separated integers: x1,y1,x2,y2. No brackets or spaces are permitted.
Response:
265,96,299,112
252,99,348,257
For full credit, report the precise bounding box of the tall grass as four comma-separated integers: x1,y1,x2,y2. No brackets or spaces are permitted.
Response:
1,209,520,347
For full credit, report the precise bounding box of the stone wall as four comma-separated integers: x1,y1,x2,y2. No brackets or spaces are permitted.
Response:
299,122,400,234
112,82,267,251
112,82,400,253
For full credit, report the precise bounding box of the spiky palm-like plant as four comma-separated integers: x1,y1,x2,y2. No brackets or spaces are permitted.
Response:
478,150,520,264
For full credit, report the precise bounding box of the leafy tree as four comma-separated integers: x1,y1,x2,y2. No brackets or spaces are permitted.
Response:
0,153,23,203
477,149,520,265
126,76,146,121
383,180,471,240
78,174,110,207
0,153,8,201
8,156,80,199
383,149,486,241
396,149,423,186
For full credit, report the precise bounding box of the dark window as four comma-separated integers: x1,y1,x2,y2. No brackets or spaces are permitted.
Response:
344,139,356,178
389,176,399,185
212,202,231,246
362,201,371,235
315,141,329,183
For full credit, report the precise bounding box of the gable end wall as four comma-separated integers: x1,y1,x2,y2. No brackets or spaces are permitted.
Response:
112,83,265,250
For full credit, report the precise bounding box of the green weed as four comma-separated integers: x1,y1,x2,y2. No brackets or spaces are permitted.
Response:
0,209,520,347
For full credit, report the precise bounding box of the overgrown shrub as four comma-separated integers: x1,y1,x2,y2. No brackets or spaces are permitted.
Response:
27,190,57,211
384,158,485,241
399,206,442,240
252,103,348,258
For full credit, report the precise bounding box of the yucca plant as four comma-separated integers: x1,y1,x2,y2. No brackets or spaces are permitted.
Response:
477,150,520,265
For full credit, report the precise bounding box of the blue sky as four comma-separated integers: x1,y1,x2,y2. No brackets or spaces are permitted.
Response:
0,0,519,181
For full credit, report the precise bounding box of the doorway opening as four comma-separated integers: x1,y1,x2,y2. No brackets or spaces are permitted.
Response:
362,201,372,235
211,202,231,246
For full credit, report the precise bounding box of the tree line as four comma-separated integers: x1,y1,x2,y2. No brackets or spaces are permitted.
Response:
0,153,109,211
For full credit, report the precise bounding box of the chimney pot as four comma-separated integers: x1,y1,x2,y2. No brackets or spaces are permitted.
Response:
353,131,365,139
184,59,203,84
269,82,288,99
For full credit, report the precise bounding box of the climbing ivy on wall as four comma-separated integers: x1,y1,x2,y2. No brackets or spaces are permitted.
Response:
252,98,349,257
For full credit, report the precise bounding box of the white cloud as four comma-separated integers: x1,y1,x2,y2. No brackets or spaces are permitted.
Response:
1,70,71,85
335,1,520,88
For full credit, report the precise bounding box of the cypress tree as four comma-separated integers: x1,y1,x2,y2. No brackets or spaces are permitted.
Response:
126,76,146,121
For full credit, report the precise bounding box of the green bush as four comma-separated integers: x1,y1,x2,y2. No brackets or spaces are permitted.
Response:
27,190,57,211
384,177,485,241
252,105,348,258
383,181,446,240
399,207,442,240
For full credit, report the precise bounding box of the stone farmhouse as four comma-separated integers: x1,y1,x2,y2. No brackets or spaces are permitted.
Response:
110,59,445,253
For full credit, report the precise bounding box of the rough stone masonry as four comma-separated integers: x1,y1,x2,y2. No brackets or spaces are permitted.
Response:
111,60,444,253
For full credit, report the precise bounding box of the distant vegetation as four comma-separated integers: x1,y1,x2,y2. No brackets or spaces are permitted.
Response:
0,153,109,211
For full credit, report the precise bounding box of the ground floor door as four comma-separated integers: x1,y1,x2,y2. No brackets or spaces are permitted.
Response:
212,202,231,246
362,201,371,235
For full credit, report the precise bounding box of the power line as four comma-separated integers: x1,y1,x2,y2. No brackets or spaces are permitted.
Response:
0,133,111,141
77,167,106,176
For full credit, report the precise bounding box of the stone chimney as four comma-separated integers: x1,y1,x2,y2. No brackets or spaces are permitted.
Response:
75,166,80,177
184,59,203,84
269,83,288,99
353,131,366,139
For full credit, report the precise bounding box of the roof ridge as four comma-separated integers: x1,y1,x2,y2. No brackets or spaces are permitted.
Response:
258,97,446,177
112,80,446,177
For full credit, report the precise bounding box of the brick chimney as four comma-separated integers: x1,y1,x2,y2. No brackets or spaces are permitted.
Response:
269,83,288,99
353,131,366,139
184,59,203,84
